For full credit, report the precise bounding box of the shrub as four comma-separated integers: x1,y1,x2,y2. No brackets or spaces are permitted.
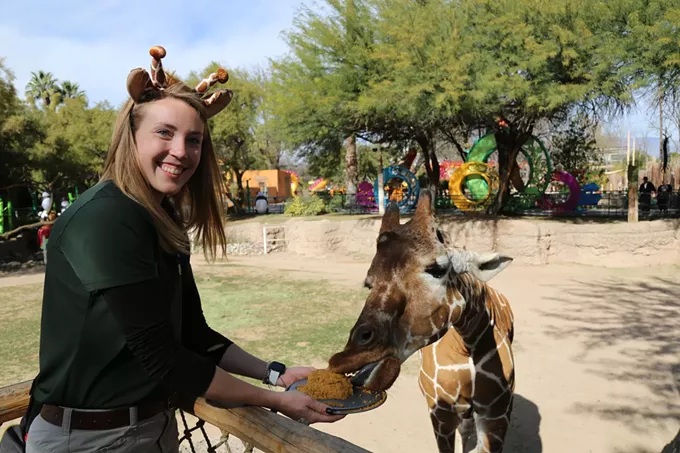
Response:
303,195,328,215
327,195,345,212
284,196,328,216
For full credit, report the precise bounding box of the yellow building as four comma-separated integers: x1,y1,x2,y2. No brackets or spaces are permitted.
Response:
241,170,293,200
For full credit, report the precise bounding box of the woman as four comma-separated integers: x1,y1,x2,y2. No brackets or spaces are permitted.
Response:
24,46,343,453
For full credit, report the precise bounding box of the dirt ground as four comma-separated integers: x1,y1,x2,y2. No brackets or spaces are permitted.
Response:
3,252,679,453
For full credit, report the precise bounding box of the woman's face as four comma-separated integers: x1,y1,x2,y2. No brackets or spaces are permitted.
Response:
134,97,205,201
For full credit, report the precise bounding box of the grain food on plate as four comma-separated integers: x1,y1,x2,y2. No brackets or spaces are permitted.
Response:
297,369,353,400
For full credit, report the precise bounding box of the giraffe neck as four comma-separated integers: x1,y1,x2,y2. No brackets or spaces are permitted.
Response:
446,273,492,349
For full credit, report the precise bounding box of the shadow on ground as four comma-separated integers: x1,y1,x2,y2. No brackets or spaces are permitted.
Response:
540,276,680,435
505,394,543,453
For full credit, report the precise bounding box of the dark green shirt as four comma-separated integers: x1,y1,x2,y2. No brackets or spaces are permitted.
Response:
33,180,230,409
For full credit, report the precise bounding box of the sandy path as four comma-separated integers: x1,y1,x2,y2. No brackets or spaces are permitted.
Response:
194,253,680,453
0,270,44,288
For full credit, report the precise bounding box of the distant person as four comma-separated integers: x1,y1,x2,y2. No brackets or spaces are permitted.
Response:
657,182,673,214
37,211,57,264
639,177,656,215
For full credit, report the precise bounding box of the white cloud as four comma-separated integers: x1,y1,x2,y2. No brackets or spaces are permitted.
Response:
0,0,306,106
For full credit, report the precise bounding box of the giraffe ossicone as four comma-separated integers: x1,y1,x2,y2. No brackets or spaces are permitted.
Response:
328,192,516,452
125,45,233,119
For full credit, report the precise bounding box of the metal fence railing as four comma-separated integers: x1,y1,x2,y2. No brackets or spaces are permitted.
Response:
232,190,680,219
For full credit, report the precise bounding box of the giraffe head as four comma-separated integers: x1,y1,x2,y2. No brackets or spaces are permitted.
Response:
328,192,512,391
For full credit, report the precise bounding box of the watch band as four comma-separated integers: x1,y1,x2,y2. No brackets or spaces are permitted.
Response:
268,368,282,386
263,361,286,386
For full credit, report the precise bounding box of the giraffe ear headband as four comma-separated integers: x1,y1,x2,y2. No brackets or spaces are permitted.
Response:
126,46,233,119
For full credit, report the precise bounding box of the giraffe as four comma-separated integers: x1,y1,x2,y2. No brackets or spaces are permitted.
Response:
328,191,515,453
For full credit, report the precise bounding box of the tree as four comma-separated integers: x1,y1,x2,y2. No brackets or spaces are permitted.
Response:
251,67,291,170
0,59,45,189
550,114,603,185
450,0,641,212
627,2,680,159
187,63,268,209
25,70,59,109
31,98,116,191
272,0,377,199
274,0,642,213
57,81,87,103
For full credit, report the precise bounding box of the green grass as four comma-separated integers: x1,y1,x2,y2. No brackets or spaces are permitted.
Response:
195,273,365,367
0,271,367,388
0,283,43,387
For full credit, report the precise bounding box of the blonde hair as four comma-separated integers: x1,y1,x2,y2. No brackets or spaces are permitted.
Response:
100,82,227,261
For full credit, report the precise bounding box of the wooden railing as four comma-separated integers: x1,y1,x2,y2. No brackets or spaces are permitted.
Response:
0,381,369,453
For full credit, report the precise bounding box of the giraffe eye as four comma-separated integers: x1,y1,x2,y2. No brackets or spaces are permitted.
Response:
425,263,448,279
352,325,375,346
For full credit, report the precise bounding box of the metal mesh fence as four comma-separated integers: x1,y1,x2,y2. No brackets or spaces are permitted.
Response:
178,410,256,453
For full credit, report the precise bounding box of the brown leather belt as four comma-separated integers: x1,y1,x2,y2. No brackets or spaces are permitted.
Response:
40,400,174,431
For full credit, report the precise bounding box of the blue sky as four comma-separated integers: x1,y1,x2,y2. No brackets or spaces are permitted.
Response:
0,0,306,107
0,0,672,150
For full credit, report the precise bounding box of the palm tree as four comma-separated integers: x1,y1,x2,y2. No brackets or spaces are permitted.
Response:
57,80,86,102
25,71,58,108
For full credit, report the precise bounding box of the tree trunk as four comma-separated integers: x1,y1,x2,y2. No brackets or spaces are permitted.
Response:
452,140,468,162
274,146,281,170
234,170,246,215
415,132,439,207
659,90,664,161
344,135,358,198
627,163,639,223
488,130,529,215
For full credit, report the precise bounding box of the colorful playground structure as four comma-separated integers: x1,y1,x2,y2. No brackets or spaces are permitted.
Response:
0,187,79,234
349,132,603,214
445,133,602,213
283,170,301,197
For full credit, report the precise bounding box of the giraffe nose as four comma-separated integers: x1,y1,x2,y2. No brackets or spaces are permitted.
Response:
351,325,374,347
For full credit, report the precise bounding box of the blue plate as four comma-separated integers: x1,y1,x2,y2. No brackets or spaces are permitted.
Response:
286,378,387,415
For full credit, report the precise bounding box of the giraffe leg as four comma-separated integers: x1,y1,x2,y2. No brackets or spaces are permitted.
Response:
475,418,510,453
474,398,513,453
457,416,476,453
429,407,461,453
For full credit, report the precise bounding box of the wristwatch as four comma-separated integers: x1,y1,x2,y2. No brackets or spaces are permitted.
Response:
263,361,287,386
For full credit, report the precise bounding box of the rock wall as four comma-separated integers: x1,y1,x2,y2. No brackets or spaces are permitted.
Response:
224,216,680,267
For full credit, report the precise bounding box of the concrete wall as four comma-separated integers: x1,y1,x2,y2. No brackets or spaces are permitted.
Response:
225,216,680,267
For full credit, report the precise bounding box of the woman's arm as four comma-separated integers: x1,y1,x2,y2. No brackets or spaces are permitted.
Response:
217,344,268,381
204,367,344,424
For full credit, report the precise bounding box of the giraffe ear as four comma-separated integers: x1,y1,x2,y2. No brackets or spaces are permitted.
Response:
379,201,400,233
127,68,155,102
449,250,513,282
203,90,233,118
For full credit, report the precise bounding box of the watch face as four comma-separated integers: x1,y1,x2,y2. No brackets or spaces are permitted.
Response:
270,361,286,373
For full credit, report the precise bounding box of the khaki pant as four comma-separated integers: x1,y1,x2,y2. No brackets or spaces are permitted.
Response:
25,409,179,453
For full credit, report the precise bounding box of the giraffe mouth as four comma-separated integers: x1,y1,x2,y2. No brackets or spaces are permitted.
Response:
345,356,402,391
349,361,380,387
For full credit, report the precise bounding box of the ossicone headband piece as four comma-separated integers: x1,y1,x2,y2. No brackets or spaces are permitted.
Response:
126,45,233,118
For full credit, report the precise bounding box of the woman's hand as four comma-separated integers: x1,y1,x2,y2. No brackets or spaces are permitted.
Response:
272,391,345,425
277,366,316,388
